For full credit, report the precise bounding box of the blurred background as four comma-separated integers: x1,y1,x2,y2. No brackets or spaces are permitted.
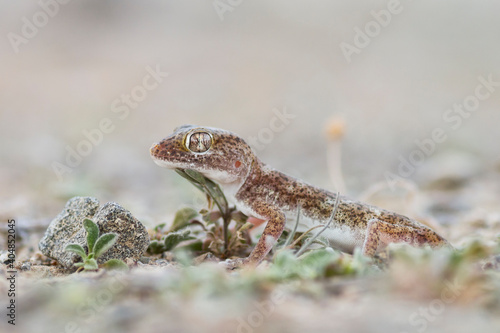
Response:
1,0,499,226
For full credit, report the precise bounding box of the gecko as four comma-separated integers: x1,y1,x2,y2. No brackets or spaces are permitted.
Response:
150,125,450,268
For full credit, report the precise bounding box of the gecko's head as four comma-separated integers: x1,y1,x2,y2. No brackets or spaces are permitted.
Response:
150,125,255,185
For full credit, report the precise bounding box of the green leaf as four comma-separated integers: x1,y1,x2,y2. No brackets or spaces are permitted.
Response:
298,249,342,279
153,223,166,233
204,178,228,211
175,239,203,252
273,249,297,270
175,169,205,193
184,169,207,184
74,262,85,268
202,210,222,224
83,218,99,253
164,230,196,251
94,233,118,258
175,167,232,253
84,258,98,271
170,207,199,232
175,168,229,215
147,240,166,255
173,249,193,267
230,211,248,224
65,243,87,259
102,259,129,271
298,248,337,267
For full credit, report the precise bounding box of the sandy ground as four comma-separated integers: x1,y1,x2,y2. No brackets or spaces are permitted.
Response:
1,1,500,332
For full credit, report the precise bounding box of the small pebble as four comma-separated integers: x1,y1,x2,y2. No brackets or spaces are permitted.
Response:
21,262,32,271
154,259,169,266
139,256,150,264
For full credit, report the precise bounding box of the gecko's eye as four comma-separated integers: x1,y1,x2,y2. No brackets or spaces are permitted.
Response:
186,131,213,153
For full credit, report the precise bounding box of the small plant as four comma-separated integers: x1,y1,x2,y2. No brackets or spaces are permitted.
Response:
175,168,233,249
272,193,341,260
173,169,252,258
65,218,128,272
148,229,197,254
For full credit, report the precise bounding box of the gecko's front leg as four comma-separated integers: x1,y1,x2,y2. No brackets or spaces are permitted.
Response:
362,219,449,257
224,201,286,269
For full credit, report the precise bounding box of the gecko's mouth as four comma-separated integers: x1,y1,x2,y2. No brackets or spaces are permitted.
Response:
151,153,193,171
152,158,177,169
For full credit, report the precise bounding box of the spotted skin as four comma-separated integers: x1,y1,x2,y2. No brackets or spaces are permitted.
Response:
151,125,450,268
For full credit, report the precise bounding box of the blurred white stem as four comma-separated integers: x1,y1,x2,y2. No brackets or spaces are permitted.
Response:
327,141,346,194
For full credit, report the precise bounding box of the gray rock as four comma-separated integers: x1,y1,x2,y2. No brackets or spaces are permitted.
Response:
39,197,149,268
68,202,150,266
39,197,100,267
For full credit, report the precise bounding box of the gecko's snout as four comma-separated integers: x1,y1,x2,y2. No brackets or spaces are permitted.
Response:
150,143,161,157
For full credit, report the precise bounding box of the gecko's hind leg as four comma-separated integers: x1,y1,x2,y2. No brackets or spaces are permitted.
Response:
362,219,449,257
